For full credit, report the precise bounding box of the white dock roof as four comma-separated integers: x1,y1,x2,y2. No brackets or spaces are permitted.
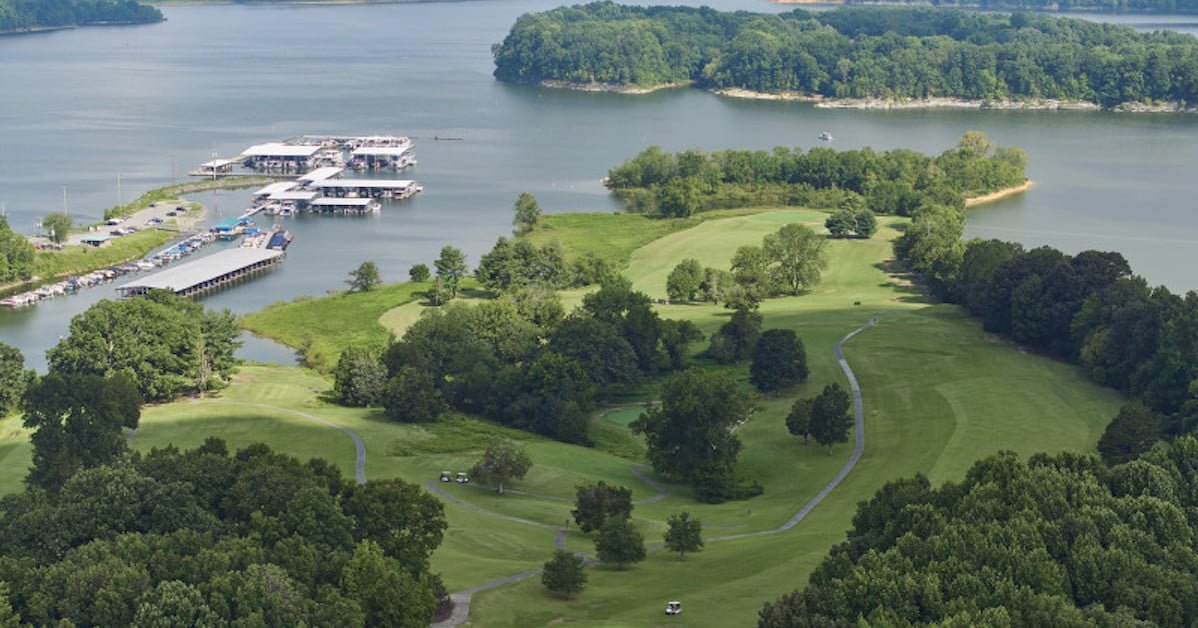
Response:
200,158,238,168
269,191,320,201
298,166,344,182
351,146,412,157
241,143,321,158
119,248,283,293
311,198,374,207
312,179,415,189
254,182,298,197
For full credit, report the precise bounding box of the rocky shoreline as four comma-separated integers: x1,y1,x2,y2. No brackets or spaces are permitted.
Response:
537,80,689,95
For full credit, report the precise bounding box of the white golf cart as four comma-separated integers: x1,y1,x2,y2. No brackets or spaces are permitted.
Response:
439,471,452,483
455,472,469,484
665,601,682,615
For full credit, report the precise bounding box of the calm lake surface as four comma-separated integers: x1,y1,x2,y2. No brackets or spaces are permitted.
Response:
1,2,1196,369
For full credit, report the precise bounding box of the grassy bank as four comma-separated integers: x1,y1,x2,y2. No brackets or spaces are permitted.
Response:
240,280,452,372
101,177,271,220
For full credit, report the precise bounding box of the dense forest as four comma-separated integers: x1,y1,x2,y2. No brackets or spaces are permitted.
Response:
852,0,1198,15
493,4,1198,107
604,131,1026,217
759,442,1198,625
0,0,161,33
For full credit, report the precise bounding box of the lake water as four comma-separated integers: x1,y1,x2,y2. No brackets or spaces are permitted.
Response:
1,2,1196,370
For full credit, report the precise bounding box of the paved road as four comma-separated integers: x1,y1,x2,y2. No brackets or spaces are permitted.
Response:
429,319,876,627
212,401,367,485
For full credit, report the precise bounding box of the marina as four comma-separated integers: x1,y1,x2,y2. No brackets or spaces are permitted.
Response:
117,247,285,299
193,135,417,178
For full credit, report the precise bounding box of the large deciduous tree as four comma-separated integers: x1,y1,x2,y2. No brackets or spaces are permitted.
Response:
632,368,754,502
0,342,30,417
572,481,633,533
0,216,35,284
512,192,542,234
763,224,828,295
541,550,587,598
666,258,704,302
663,512,703,559
41,212,73,244
707,307,762,365
749,329,808,394
346,261,382,292
22,373,142,493
469,439,532,494
434,245,467,298
808,383,852,454
382,366,447,423
333,347,387,407
594,517,645,569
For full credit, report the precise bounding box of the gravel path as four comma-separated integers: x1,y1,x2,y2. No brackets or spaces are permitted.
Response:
211,401,367,485
428,319,876,627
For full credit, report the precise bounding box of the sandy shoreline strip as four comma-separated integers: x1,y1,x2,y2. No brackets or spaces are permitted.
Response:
966,181,1034,207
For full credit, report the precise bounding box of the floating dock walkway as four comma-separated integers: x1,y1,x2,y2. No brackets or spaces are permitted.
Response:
117,248,283,298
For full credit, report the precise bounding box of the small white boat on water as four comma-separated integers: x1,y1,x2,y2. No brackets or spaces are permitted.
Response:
818,131,833,142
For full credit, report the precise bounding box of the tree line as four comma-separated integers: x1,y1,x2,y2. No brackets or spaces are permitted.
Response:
493,4,1198,108
334,278,702,446
605,131,1027,218
0,0,161,32
760,443,1198,625
862,0,1198,15
895,204,1198,461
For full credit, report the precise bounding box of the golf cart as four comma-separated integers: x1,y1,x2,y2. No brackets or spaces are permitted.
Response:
665,601,682,615
439,471,452,483
455,472,469,484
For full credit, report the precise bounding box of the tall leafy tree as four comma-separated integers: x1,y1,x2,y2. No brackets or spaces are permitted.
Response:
41,212,73,244
382,366,447,423
341,540,438,628
0,216,35,283
666,258,705,302
512,192,542,234
0,342,30,417
749,329,808,394
22,373,142,493
663,512,704,559
572,481,633,533
763,224,828,295
785,397,812,444
408,263,431,282
632,368,755,502
541,550,587,598
434,245,467,298
808,383,852,454
346,261,382,292
594,517,646,570
469,439,532,494
333,347,387,407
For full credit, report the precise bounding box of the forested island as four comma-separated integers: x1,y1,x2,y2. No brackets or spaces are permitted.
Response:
0,0,161,34
493,4,1198,109
784,0,1198,15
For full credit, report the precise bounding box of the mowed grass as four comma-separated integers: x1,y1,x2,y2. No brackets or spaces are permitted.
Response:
240,281,432,371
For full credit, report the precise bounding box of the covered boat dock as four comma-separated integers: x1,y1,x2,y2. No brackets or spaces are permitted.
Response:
117,248,284,298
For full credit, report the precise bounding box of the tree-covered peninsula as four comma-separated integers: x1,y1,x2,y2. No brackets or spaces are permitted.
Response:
0,0,162,34
492,4,1198,109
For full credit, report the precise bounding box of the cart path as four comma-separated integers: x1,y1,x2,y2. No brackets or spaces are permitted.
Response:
210,401,367,485
429,319,875,627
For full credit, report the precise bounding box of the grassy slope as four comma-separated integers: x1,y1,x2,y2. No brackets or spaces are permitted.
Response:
0,208,1125,625
240,281,432,371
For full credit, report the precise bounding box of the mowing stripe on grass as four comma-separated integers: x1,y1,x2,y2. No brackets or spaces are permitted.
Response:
212,401,367,485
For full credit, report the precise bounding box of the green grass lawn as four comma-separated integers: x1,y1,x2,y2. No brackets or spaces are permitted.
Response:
240,281,434,371
0,207,1127,626
30,228,176,280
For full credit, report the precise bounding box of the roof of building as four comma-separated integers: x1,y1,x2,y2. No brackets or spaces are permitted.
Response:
81,235,113,243
119,248,283,293
297,166,345,182
240,143,321,158
212,217,252,230
311,179,415,188
351,146,412,157
269,191,320,201
310,198,375,206
200,158,238,168
254,182,298,197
